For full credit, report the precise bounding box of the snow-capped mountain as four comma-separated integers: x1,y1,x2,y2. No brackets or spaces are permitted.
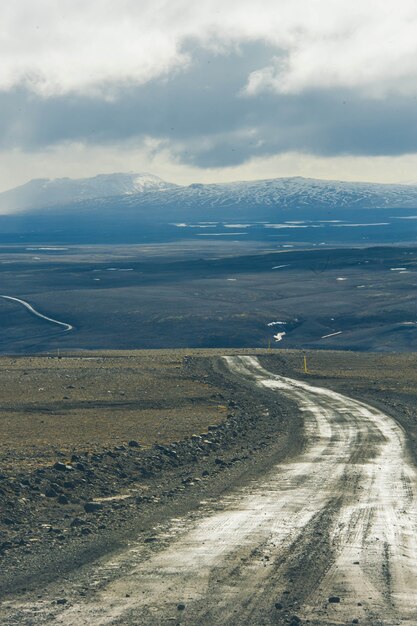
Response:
116,176,417,215
2,174,417,216
0,172,176,214
1,173,417,244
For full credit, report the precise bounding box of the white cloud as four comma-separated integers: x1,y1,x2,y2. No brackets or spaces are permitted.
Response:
3,1,417,191
2,1,417,97
244,2,417,97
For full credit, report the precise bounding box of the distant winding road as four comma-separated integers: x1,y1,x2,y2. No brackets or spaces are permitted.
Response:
1,356,416,625
0,295,73,332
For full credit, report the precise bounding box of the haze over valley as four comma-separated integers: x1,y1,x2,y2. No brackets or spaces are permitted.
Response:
0,172,416,245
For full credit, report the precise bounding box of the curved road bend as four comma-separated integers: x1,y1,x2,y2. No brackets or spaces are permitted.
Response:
1,356,416,625
0,295,73,332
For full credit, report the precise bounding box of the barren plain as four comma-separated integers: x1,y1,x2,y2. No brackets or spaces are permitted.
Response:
1,243,417,353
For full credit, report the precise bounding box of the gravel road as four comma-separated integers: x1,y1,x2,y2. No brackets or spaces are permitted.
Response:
0,295,73,332
1,355,416,625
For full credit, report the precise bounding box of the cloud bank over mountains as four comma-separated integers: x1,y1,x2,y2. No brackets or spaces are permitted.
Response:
2,1,417,189
4,1,417,97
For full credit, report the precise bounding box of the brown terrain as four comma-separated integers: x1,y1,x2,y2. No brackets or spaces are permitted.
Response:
0,348,417,625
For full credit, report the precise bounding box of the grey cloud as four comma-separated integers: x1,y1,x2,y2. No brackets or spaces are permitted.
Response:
1,41,417,168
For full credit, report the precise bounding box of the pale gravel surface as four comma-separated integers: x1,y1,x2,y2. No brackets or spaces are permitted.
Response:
0,295,73,331
1,356,416,625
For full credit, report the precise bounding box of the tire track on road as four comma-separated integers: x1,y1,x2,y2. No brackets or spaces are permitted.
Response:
1,356,416,625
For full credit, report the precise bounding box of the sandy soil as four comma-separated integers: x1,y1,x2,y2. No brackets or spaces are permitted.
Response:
0,352,232,470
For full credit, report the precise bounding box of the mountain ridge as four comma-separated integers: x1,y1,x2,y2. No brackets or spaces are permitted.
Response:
0,172,417,244
0,172,176,214
2,172,417,216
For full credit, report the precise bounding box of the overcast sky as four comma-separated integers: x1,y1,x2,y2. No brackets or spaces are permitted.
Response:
2,1,417,191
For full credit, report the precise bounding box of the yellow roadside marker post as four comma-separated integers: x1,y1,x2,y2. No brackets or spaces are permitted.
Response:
304,354,308,374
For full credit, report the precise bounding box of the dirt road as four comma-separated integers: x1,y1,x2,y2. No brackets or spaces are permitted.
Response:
0,295,73,331
1,355,416,625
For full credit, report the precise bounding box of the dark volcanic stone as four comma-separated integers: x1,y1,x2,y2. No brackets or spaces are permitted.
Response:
84,502,103,513
53,462,73,472
139,467,154,478
58,495,69,505
45,489,58,498
128,440,140,447
328,596,341,603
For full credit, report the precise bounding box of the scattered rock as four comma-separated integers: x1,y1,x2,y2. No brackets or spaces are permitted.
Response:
45,489,58,498
70,517,84,527
53,462,73,472
274,602,283,609
84,502,103,513
177,603,186,611
0,364,293,589
0,541,13,552
56,598,67,605
328,596,341,603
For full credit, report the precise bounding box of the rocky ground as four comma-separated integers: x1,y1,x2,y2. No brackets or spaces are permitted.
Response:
1,348,417,613
0,350,301,598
